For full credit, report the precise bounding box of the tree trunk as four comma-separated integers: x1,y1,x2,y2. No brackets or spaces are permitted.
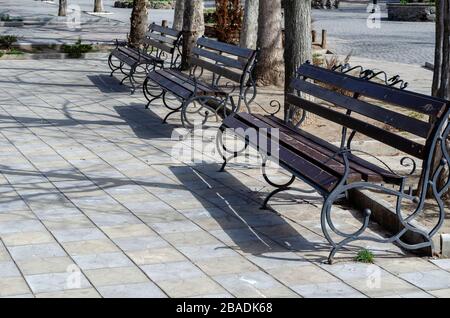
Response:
433,0,450,99
129,0,148,48
255,0,284,86
58,0,67,16
94,0,104,13
428,0,450,198
182,0,205,70
240,0,259,49
284,0,312,120
173,0,185,31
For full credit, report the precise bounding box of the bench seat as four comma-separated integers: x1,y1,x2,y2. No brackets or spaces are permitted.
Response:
222,113,404,194
148,69,227,99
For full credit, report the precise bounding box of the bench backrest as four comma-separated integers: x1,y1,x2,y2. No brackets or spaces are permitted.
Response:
190,37,258,86
143,23,182,63
288,63,450,162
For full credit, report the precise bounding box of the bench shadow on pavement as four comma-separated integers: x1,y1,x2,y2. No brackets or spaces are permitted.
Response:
87,74,132,93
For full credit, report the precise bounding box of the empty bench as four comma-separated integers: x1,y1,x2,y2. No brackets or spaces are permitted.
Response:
108,23,182,93
143,36,258,127
218,62,450,263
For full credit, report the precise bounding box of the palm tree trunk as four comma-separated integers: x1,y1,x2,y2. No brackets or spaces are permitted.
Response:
182,0,205,70
94,0,104,13
284,0,312,119
255,0,284,86
58,0,67,16
173,0,185,31
240,0,259,49
129,0,148,48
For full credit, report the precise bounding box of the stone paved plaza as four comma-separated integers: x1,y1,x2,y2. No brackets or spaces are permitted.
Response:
1,56,450,298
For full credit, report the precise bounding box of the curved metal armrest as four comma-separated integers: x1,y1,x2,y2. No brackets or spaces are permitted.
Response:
326,148,417,179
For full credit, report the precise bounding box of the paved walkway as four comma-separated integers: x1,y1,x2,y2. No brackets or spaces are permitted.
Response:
0,0,435,65
0,56,450,298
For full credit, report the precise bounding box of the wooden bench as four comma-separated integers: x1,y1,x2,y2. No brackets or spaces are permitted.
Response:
218,62,450,263
108,23,182,93
143,36,258,127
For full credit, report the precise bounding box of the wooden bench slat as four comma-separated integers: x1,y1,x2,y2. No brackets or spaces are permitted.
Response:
235,113,364,181
190,57,242,83
193,47,246,70
286,93,426,159
197,37,255,59
222,115,340,193
297,64,447,116
143,38,176,54
252,114,403,185
155,70,225,97
148,72,192,99
149,23,182,37
291,78,431,138
147,32,177,45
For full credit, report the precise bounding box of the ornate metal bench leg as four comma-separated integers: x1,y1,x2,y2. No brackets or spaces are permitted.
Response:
143,77,164,109
216,129,249,172
260,158,296,209
108,54,120,77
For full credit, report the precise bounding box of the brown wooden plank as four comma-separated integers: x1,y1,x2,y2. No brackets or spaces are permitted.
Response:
190,57,242,83
163,69,224,95
149,23,181,37
193,47,246,70
155,70,224,97
253,114,403,185
234,113,364,182
143,38,175,54
286,93,426,159
197,37,255,59
148,32,177,45
291,78,431,138
222,115,339,193
147,71,192,99
297,64,447,116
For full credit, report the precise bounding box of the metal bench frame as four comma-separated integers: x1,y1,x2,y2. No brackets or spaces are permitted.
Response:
218,62,450,263
108,23,182,93
143,36,258,128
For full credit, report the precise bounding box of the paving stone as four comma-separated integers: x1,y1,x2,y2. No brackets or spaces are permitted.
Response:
141,261,204,282
52,227,107,243
430,259,450,271
0,277,31,297
85,266,149,287
25,272,91,294
9,243,67,261
292,281,366,298
0,231,54,246
178,244,240,261
16,257,75,276
72,252,134,270
35,288,101,298
347,274,423,298
245,252,310,270
150,220,202,234
156,276,227,298
114,236,169,252
62,239,120,256
214,271,295,298
97,282,166,298
429,288,450,298
101,224,156,239
399,270,450,291
127,247,186,265
195,256,259,276
161,230,219,247
0,261,21,278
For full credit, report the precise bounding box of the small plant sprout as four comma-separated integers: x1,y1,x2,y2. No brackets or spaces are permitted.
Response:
355,249,375,263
